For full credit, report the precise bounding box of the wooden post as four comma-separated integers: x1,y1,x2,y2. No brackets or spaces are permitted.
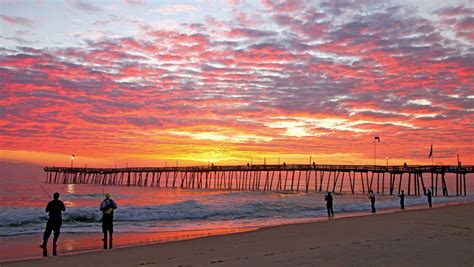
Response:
441,173,448,196
326,171,332,192
157,172,162,187
319,171,324,192
419,172,426,195
270,171,275,190
431,172,434,194
456,173,459,196
366,172,371,192
348,171,354,194
398,173,403,195
408,172,411,195
332,171,339,192
290,170,295,192
332,171,340,192
296,170,302,192
181,172,186,188
314,170,318,192
305,170,310,193
376,172,379,194
463,174,467,196
382,172,385,194
277,171,282,191
339,171,345,193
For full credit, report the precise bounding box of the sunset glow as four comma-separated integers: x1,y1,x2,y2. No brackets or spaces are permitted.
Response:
1,0,473,167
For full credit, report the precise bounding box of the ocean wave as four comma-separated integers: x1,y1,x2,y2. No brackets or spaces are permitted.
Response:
1,195,472,237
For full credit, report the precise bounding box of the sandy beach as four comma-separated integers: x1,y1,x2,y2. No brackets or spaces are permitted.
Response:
3,203,473,267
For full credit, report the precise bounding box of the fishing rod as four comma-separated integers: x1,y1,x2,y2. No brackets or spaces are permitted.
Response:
39,183,51,199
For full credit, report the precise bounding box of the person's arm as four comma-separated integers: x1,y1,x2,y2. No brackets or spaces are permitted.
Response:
61,201,66,212
99,201,105,211
111,199,117,209
45,202,50,213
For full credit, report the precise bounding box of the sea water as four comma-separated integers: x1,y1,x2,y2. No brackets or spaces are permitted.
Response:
1,173,473,261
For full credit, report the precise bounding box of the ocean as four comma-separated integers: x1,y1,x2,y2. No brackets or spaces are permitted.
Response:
1,173,473,262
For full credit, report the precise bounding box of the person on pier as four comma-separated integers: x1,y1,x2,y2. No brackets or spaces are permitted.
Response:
100,193,118,249
324,192,334,217
399,190,405,210
40,192,65,257
368,190,376,213
427,189,432,208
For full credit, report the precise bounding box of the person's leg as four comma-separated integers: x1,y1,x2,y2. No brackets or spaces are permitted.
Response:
52,221,61,256
42,223,52,246
109,223,113,249
330,206,334,217
326,205,330,217
102,223,108,249
41,221,53,256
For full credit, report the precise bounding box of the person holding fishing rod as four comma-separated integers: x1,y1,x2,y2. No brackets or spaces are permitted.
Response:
40,192,65,257
100,193,117,249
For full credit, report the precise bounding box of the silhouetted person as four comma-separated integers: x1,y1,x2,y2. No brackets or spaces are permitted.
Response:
40,192,65,257
325,192,334,217
100,193,117,249
399,190,405,210
427,189,432,208
369,190,376,213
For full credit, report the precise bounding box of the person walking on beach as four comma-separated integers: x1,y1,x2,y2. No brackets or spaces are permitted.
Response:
100,193,118,249
325,192,334,217
40,192,65,257
427,189,432,208
399,190,405,210
368,190,376,213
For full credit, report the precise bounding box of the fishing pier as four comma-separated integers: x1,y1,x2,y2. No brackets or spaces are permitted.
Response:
44,164,472,196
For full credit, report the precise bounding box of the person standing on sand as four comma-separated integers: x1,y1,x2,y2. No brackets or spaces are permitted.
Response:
40,192,65,257
325,192,334,217
100,193,118,249
427,189,432,208
399,190,405,210
368,190,376,213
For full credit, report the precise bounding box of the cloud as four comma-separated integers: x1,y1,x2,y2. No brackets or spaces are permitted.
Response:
0,1,473,165
66,0,101,12
0,15,33,27
124,0,144,5
150,4,199,15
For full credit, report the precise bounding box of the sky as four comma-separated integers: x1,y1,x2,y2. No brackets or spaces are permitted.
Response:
1,0,473,169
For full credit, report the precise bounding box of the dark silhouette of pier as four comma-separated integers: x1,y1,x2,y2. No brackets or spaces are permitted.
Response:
44,164,472,196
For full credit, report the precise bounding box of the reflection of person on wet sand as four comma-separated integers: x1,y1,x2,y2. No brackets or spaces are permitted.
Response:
100,193,117,249
40,192,65,257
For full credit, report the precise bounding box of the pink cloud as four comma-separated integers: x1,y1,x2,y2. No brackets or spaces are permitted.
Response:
0,15,33,27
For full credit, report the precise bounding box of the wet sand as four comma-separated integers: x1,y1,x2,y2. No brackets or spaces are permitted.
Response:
3,203,473,267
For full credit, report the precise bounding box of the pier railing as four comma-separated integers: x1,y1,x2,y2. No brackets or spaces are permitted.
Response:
44,164,472,196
